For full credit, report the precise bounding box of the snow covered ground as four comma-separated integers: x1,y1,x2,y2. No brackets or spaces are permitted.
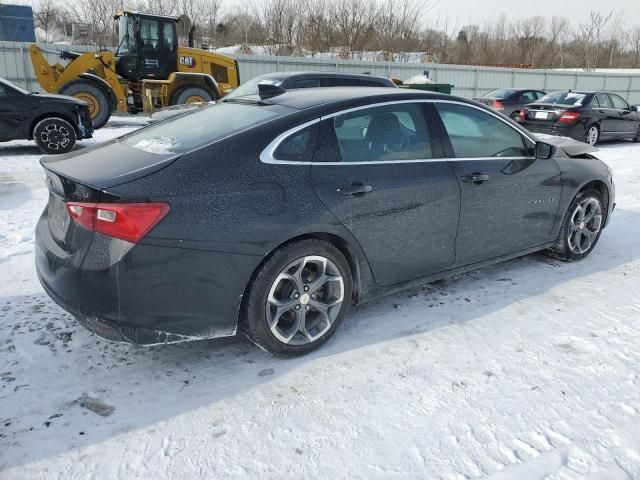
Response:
1,123,640,479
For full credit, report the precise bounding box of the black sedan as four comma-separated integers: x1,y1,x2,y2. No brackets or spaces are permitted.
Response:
474,88,546,120
0,77,93,154
36,87,615,356
518,90,640,145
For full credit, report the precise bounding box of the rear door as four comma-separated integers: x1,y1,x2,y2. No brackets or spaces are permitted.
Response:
310,102,460,286
433,102,561,267
592,93,617,134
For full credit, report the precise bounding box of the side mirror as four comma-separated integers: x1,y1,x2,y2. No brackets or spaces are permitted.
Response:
535,142,554,159
632,105,638,112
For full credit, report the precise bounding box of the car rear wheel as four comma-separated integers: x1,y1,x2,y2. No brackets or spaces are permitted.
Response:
510,111,520,121
548,189,604,261
585,125,600,146
33,117,77,154
243,239,352,356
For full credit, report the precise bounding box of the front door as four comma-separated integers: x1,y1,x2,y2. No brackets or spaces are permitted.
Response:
432,102,562,267
311,102,460,287
609,94,638,135
0,85,24,141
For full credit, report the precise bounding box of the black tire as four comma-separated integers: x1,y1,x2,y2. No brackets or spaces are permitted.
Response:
585,124,600,146
548,189,605,261
59,80,111,129
242,239,353,356
170,86,214,105
510,111,520,121
33,117,77,154
633,124,640,143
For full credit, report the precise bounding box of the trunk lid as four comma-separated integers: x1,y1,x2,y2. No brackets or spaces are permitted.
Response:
40,140,180,190
523,103,570,122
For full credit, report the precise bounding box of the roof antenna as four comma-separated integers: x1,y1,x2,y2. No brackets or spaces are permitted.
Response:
258,83,286,100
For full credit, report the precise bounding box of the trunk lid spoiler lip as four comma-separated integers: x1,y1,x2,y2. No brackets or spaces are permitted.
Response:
39,143,182,190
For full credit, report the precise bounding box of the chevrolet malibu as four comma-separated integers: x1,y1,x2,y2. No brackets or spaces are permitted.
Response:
36,87,615,356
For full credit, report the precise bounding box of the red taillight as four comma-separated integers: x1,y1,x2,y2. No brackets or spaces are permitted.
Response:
492,100,504,111
518,108,526,121
559,111,581,123
66,202,170,243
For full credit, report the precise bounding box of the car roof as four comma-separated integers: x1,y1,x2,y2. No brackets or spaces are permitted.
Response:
255,71,391,82
259,87,465,111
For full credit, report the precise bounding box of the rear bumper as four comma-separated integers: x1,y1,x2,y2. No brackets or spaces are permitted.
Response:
521,122,584,141
35,215,261,345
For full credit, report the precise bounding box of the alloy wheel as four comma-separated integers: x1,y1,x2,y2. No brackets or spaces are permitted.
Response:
266,255,344,345
39,123,71,151
567,197,603,254
586,126,599,146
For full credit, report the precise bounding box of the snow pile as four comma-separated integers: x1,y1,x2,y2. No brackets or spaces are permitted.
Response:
1,127,640,479
130,137,179,154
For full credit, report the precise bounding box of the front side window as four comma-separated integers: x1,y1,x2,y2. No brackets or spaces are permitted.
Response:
610,94,630,110
331,103,432,162
519,91,537,102
140,19,160,49
435,103,529,158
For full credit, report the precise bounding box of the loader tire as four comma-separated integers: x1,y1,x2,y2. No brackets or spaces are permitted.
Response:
170,86,213,105
60,80,111,129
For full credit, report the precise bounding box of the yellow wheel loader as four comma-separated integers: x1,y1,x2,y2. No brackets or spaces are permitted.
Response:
29,11,240,128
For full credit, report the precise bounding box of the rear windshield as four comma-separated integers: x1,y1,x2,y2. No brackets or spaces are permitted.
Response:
536,91,587,106
480,89,515,100
122,101,290,154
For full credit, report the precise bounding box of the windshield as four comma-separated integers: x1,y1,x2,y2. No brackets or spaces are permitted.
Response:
0,78,29,95
122,102,291,154
536,91,587,106
480,89,514,100
225,76,283,100
116,16,136,55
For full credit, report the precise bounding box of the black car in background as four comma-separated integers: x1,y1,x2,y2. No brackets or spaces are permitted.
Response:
518,90,640,145
0,77,93,154
36,87,615,356
225,71,397,99
474,88,546,120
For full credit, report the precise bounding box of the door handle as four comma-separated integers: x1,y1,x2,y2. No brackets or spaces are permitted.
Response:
337,183,373,196
461,173,489,184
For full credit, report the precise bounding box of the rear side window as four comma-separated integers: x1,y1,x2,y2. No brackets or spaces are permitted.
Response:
435,103,528,158
321,78,362,87
273,123,319,162
331,103,432,162
122,102,289,154
594,94,611,108
287,79,321,89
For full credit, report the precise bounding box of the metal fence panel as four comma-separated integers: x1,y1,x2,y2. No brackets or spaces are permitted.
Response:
3,41,640,103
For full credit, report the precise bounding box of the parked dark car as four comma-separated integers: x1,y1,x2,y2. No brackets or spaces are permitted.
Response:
226,71,397,99
518,90,640,145
474,88,546,120
0,77,93,154
36,87,615,356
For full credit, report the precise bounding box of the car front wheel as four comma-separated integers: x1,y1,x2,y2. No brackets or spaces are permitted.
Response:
549,189,604,261
33,117,77,154
243,239,352,356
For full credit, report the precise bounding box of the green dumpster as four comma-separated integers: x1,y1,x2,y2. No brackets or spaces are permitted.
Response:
399,83,454,94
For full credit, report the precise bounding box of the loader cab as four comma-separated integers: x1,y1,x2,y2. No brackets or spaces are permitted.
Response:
115,12,178,81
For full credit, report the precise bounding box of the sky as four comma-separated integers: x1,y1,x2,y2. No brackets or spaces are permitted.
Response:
428,0,640,31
